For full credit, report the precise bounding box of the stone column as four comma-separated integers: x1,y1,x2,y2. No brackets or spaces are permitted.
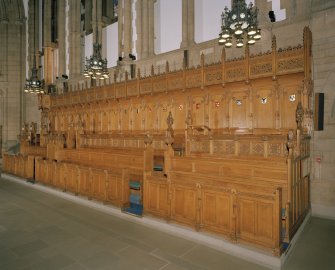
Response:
27,0,39,77
180,0,195,48
137,0,155,59
141,0,149,58
92,0,103,44
43,0,53,85
43,0,52,46
135,0,142,59
255,0,272,25
85,0,92,34
187,0,195,46
124,0,132,59
118,0,124,58
148,0,155,56
181,0,188,48
68,0,82,78
58,0,66,77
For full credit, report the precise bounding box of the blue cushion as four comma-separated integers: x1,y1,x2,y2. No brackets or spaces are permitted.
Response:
129,181,141,189
153,165,163,171
130,194,141,204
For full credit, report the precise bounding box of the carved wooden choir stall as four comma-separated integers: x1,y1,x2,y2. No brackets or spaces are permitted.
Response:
3,27,313,256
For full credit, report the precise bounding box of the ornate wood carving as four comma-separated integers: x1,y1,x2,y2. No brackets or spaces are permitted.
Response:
5,28,314,256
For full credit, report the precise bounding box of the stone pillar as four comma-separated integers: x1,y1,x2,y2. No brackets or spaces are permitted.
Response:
187,0,195,46
68,0,82,78
180,0,195,48
124,0,132,59
0,124,2,156
92,0,103,44
58,0,66,77
142,0,149,58
181,0,188,48
43,0,53,85
135,0,142,59
137,0,155,59
27,0,40,77
255,0,272,25
118,0,124,58
148,0,155,56
85,0,92,34
43,0,52,46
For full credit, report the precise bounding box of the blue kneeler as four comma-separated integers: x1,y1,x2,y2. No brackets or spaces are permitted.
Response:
125,180,143,216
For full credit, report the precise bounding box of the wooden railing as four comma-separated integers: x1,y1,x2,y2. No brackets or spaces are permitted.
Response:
285,132,311,241
186,132,288,159
79,133,167,151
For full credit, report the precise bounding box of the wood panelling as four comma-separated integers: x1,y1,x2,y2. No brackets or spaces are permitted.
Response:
202,191,231,234
3,28,313,255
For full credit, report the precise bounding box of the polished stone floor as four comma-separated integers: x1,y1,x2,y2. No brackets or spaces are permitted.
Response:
0,175,334,270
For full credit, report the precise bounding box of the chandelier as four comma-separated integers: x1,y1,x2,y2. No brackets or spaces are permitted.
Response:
83,0,109,80
218,0,261,48
24,0,44,94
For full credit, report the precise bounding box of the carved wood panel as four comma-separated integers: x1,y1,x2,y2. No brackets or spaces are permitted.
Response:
106,174,123,206
91,169,107,201
173,100,186,130
144,178,168,217
145,105,155,131
78,167,91,197
237,196,275,248
209,94,227,129
201,190,232,234
253,87,275,129
66,164,79,194
192,96,205,126
231,91,249,128
281,80,302,129
122,106,130,131
171,185,197,225
133,106,143,131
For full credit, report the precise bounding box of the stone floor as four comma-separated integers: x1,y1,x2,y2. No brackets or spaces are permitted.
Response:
0,175,334,270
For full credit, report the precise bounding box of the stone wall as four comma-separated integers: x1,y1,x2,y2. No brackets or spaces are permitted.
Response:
0,2,26,151
309,5,335,219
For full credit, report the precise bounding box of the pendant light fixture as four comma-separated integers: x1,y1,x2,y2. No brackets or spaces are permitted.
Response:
218,0,261,48
83,0,110,80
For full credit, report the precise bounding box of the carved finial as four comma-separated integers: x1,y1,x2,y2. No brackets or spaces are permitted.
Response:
185,110,193,127
165,111,174,144
287,130,294,150
144,132,153,145
296,102,304,129
272,35,277,51
167,111,174,129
